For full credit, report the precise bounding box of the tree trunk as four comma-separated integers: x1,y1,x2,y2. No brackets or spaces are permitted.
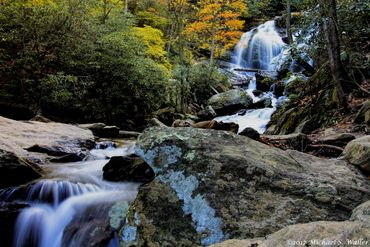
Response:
319,0,346,108
286,0,293,44
210,21,216,67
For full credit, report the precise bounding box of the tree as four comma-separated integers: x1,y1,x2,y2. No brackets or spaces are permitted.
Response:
319,0,346,108
184,0,246,65
286,0,293,44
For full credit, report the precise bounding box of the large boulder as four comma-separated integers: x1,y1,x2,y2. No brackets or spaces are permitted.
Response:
103,154,154,183
208,89,253,116
120,127,370,246
211,200,370,247
0,116,94,162
0,149,42,188
344,135,370,174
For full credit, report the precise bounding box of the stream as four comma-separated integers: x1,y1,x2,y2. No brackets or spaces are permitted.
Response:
0,141,139,247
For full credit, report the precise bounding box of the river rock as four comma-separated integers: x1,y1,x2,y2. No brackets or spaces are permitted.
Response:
103,154,154,183
0,149,42,188
121,127,370,246
0,202,29,247
197,106,217,120
208,89,253,116
239,127,260,140
250,97,272,109
343,135,370,173
211,200,370,247
0,116,94,162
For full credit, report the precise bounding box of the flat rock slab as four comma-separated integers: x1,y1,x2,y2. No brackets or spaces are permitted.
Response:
0,116,94,161
122,127,370,246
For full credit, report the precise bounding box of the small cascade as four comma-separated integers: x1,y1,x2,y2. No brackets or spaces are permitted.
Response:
0,142,140,247
217,20,287,133
233,20,285,70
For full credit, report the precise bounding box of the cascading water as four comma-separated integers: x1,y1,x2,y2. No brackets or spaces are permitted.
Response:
216,20,286,133
0,141,139,247
233,20,285,70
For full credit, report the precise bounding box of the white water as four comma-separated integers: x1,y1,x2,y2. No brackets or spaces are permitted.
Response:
1,141,139,247
217,20,286,133
233,20,285,70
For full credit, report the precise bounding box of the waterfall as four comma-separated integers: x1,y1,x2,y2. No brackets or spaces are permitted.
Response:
0,143,140,247
233,20,284,70
217,20,286,133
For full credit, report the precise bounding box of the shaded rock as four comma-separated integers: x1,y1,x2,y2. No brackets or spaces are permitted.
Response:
62,204,115,247
147,118,168,128
237,109,247,116
0,202,29,247
95,141,117,150
344,135,370,174
252,90,263,97
208,89,253,116
212,200,370,247
239,127,260,140
261,133,309,151
250,97,272,109
197,106,217,120
0,149,42,188
30,115,52,123
103,154,154,183
118,130,141,139
49,153,86,163
124,127,370,246
79,123,120,138
317,133,356,147
354,100,370,125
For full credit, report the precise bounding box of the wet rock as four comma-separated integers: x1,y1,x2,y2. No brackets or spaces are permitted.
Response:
103,154,154,183
252,90,264,97
261,133,309,151
123,127,370,246
197,106,217,121
239,127,260,140
0,202,29,247
49,153,86,163
62,204,115,247
344,135,370,174
250,97,272,109
0,149,42,188
255,73,274,92
208,89,253,116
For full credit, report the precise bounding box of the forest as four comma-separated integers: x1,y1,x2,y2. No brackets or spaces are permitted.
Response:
0,0,369,247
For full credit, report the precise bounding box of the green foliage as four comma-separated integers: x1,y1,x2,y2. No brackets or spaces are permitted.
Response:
173,63,230,107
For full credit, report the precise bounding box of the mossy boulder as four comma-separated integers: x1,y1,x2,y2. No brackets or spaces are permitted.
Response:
344,135,370,174
208,89,253,116
119,127,370,246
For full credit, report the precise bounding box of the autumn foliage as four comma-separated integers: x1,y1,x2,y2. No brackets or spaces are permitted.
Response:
184,0,246,62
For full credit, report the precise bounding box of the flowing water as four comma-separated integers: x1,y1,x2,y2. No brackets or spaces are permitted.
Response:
217,20,287,133
0,141,139,247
